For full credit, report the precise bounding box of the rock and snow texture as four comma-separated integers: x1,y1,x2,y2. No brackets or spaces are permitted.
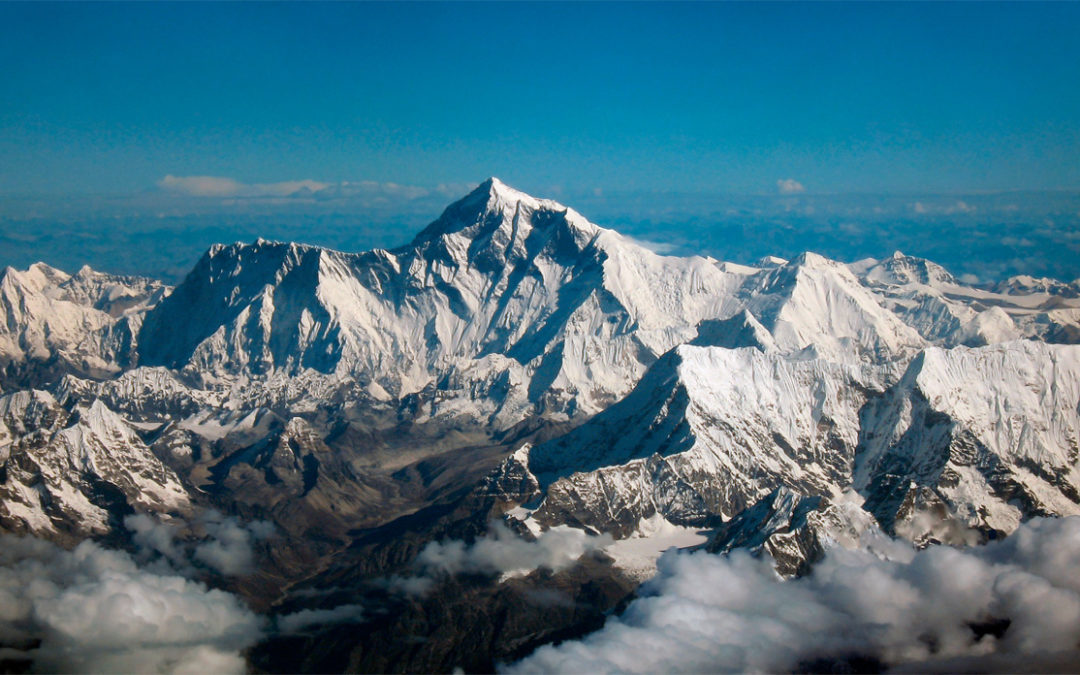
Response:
0,263,166,385
704,487,883,576
521,345,891,536
2,177,1080,569
0,390,188,537
855,341,1080,539
509,340,1080,552
134,178,752,420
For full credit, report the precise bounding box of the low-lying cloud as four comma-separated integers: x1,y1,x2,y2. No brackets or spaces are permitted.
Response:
125,510,275,576
388,523,612,595
275,604,366,634
0,535,264,673
506,516,1080,674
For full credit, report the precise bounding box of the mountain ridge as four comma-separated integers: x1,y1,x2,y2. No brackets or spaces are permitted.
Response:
3,178,1080,672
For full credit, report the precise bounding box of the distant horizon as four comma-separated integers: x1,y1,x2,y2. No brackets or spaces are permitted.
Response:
3,176,1079,287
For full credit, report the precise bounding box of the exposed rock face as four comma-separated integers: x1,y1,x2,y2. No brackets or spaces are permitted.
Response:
0,390,188,540
705,487,881,576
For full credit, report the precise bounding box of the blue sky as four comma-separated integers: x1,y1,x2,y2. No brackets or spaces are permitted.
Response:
2,2,1080,283
2,2,1079,197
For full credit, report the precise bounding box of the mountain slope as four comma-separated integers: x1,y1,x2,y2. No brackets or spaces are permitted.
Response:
136,178,748,420
508,341,1080,544
0,263,166,388
518,345,891,536
0,391,189,539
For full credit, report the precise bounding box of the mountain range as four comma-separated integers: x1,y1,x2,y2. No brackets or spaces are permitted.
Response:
2,178,1079,672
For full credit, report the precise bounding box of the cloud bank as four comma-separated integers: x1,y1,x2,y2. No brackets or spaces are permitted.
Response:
506,516,1080,674
0,536,263,674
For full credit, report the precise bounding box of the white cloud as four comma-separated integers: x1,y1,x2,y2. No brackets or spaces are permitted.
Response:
124,510,275,576
0,535,263,673
276,604,366,634
386,523,612,595
192,511,275,576
158,175,247,198
777,178,806,194
158,175,330,198
908,200,977,216
506,516,1080,674
157,175,446,202
416,523,611,580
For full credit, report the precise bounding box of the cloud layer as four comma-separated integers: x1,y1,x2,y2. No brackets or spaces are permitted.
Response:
0,536,263,674
506,516,1080,674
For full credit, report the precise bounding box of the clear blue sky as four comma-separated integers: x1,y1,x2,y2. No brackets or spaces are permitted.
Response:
2,1,1079,198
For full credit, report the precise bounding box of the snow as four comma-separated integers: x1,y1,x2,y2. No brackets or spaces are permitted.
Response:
601,514,710,582
4,177,1080,564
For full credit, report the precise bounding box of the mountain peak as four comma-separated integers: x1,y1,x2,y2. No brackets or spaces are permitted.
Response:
410,178,598,248
467,176,546,212
478,175,508,192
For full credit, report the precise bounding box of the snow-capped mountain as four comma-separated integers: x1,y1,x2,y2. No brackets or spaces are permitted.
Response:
134,178,750,422
504,340,1080,548
2,179,1079,547
0,263,167,387
853,251,1080,347
3,178,1080,673
0,389,188,540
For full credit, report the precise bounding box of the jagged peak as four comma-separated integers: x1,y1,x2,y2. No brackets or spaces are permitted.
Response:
691,310,778,353
202,238,324,264
755,255,789,268
0,261,71,293
411,178,599,247
474,176,550,208
788,251,837,270
863,250,957,287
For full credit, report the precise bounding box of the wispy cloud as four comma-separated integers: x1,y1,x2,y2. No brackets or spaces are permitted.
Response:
157,175,462,202
777,178,806,194
275,604,366,634
158,175,330,198
125,510,275,576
